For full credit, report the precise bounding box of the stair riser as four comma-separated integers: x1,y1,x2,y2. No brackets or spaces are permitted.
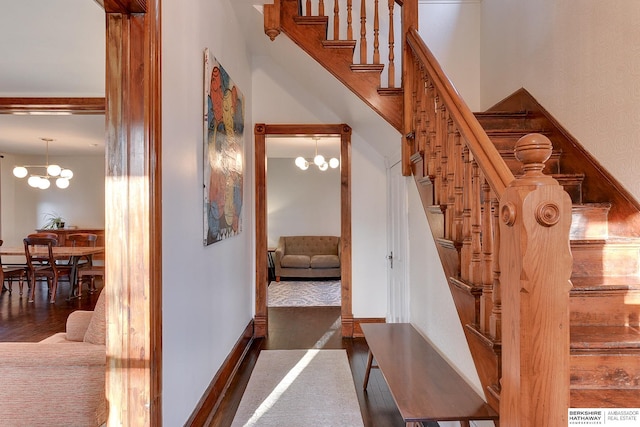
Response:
570,291,640,327
571,353,640,390
571,243,640,278
571,206,610,240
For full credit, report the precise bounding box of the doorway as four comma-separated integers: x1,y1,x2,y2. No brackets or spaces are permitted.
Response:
254,123,354,337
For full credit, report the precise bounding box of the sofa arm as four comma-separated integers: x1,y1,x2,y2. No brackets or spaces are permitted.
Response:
275,236,286,277
0,342,106,426
66,310,94,341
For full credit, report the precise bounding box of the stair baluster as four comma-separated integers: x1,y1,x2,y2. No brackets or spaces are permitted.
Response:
359,0,367,63
453,130,464,243
347,0,353,39
373,0,380,64
333,0,340,39
470,159,482,283
480,178,494,332
489,197,501,341
388,0,395,87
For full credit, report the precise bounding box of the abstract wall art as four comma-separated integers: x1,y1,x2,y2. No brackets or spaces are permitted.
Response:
203,49,245,245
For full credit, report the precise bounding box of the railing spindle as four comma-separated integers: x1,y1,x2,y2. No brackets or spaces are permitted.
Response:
490,197,501,341
461,146,472,281
319,0,325,15
470,159,482,283
388,0,396,87
445,118,456,239
360,0,367,63
373,0,380,64
453,129,464,242
347,0,353,40
306,0,312,16
333,0,340,39
480,177,494,332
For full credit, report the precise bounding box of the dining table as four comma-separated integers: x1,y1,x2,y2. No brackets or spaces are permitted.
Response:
0,245,105,300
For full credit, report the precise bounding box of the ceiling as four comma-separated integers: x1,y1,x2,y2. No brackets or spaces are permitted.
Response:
0,0,106,156
0,0,398,159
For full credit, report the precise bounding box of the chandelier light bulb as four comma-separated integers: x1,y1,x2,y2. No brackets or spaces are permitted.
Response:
319,162,329,171
38,178,51,190
12,139,73,189
13,166,28,178
28,176,41,187
314,154,325,166
47,164,62,176
329,158,339,168
56,178,70,189
295,156,307,169
299,160,309,170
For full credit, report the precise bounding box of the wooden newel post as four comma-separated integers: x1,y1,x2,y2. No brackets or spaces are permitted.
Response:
499,133,573,426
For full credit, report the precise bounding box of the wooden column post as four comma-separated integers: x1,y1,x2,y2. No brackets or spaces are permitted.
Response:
499,133,573,426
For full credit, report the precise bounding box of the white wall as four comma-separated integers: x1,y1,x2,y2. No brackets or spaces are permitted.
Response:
419,0,482,110
481,0,640,199
407,177,482,391
253,55,389,318
267,158,340,247
161,0,254,424
1,153,104,250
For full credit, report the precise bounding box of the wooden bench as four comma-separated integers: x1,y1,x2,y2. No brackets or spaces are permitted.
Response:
361,323,499,427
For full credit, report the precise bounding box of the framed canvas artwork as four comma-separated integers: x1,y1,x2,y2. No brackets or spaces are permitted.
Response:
203,49,245,245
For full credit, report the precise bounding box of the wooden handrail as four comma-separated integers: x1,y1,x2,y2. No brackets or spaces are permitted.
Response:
405,27,514,197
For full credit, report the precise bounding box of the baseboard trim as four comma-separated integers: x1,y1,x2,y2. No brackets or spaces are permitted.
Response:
186,320,254,426
353,317,386,337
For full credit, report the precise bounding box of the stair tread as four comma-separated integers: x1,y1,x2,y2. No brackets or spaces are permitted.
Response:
571,275,640,291
571,236,640,245
571,325,640,350
485,129,549,135
474,110,529,118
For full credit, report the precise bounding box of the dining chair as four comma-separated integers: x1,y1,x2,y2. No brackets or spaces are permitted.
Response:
0,240,27,295
68,233,99,296
23,237,73,303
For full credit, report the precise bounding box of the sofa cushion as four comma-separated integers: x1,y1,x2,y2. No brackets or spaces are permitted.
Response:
311,254,340,269
84,290,106,345
281,254,310,268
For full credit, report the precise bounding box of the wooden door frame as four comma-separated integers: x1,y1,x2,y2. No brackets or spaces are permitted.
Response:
254,123,354,338
100,0,162,425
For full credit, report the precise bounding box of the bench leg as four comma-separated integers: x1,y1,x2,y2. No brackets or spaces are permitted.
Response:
363,350,374,390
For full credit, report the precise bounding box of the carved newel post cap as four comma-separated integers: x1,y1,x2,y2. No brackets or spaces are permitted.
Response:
514,133,553,176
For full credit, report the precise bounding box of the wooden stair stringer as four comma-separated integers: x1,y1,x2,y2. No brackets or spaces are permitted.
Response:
485,88,640,237
277,0,403,131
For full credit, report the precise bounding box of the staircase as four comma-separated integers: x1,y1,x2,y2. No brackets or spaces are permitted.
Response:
472,91,640,408
263,0,640,421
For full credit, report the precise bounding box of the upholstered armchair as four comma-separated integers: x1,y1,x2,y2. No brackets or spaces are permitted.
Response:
0,290,107,426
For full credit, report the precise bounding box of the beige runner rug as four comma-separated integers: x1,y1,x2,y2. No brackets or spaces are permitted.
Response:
231,349,364,426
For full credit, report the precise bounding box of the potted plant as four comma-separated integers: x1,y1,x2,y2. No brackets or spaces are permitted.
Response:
42,212,66,229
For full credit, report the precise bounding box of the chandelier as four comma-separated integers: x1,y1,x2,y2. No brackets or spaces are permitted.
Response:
294,137,339,171
12,138,74,189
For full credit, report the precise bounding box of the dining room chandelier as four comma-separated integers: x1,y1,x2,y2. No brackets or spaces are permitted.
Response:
12,138,74,189
294,137,339,171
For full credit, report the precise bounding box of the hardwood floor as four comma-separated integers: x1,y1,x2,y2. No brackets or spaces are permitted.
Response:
206,306,409,427
1,283,432,426
0,278,102,342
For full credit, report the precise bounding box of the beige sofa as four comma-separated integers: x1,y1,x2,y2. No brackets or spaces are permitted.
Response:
275,236,341,281
0,290,107,426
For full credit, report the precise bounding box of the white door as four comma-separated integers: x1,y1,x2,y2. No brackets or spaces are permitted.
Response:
387,160,409,322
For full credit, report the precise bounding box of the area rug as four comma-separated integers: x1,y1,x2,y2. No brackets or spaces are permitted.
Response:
268,280,341,307
231,349,364,427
